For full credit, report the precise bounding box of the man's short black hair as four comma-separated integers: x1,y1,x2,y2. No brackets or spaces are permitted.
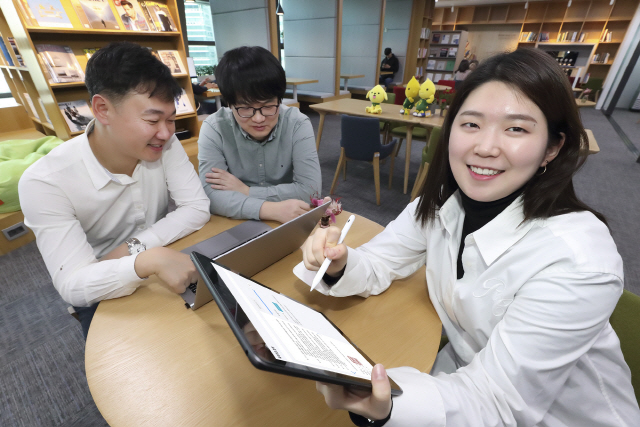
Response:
216,46,286,106
85,42,182,105
384,48,392,55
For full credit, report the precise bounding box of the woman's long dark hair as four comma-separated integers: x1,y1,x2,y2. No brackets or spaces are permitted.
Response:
456,59,470,73
416,48,605,226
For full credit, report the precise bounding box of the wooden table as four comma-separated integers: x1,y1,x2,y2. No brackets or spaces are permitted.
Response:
340,74,365,91
202,88,223,110
86,213,441,427
286,77,319,102
311,98,444,194
585,129,600,154
576,98,596,108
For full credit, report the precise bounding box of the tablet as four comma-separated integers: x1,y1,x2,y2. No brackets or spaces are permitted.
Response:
191,252,403,396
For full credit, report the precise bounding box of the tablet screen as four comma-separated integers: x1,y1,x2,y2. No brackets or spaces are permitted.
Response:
192,252,402,395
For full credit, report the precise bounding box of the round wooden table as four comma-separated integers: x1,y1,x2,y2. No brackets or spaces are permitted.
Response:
86,213,442,427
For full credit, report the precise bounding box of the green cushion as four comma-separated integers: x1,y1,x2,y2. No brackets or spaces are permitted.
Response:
383,93,396,104
609,289,640,405
391,126,428,138
0,136,63,213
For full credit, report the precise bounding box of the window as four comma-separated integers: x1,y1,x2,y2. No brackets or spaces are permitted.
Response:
185,0,217,71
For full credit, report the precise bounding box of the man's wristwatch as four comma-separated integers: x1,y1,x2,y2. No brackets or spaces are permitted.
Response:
125,237,147,255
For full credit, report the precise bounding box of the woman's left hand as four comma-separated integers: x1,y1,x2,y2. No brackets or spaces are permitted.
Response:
316,364,392,420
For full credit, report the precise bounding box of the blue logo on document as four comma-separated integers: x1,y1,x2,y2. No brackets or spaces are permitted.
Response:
273,303,283,312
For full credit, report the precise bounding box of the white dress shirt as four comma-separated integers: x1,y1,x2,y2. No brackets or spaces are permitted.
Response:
302,193,640,426
19,125,210,307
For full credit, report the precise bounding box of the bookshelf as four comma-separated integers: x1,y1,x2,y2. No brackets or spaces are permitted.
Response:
424,29,467,83
0,0,199,155
429,0,638,84
404,0,435,84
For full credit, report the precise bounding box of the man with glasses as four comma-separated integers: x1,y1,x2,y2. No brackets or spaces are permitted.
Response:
197,46,321,223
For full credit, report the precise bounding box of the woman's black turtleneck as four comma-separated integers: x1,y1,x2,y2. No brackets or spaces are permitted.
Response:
456,188,524,280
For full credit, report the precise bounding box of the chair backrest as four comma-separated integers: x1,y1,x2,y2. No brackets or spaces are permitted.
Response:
423,126,442,165
393,86,406,106
340,115,383,161
384,93,396,104
583,77,603,91
609,289,640,405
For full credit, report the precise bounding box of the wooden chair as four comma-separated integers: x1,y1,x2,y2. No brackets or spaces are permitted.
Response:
410,126,441,202
331,116,398,205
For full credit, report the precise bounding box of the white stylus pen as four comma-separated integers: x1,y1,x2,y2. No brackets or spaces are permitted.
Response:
310,215,355,292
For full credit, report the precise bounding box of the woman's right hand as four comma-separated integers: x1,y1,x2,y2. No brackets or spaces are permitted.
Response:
302,226,348,276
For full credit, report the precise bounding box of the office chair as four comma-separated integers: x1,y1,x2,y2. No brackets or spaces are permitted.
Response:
331,116,398,205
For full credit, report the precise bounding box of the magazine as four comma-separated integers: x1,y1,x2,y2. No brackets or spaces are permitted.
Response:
441,34,451,44
451,34,460,45
434,73,443,83
432,33,441,44
83,47,100,59
113,0,153,31
149,0,177,31
35,44,85,83
17,0,38,26
448,47,458,58
439,48,448,58
426,59,436,70
175,89,194,115
436,61,446,70
25,0,73,28
77,0,120,30
157,50,186,74
58,100,94,132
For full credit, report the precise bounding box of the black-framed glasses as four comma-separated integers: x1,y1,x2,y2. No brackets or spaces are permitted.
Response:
233,104,280,118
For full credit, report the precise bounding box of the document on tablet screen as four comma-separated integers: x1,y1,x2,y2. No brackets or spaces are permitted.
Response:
212,263,374,380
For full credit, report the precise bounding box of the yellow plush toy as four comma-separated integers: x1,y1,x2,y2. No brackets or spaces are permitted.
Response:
365,85,387,114
400,76,420,115
413,79,436,117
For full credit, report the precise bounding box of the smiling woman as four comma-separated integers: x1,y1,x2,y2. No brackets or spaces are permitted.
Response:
300,48,640,426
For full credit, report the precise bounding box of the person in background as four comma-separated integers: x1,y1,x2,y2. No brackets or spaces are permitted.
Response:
19,42,210,339
469,59,479,72
378,47,399,87
197,46,321,223
301,48,640,426
454,59,471,81
192,77,217,96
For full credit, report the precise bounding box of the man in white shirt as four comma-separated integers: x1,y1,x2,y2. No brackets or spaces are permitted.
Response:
19,42,210,338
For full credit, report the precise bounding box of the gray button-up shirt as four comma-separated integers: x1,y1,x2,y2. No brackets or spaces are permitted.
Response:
197,104,322,219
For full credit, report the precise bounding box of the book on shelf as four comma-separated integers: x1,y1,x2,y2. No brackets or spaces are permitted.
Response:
426,59,436,70
175,89,194,115
448,47,457,58
157,50,186,74
113,0,154,31
432,33,441,44
578,32,586,42
83,47,100,59
451,34,460,45
570,32,577,42
583,73,590,84
426,72,434,82
441,34,450,44
439,48,448,58
35,44,85,83
25,0,73,28
445,61,455,71
434,73,443,83
7,38,26,67
58,100,94,132
606,31,612,42
604,52,610,63
420,27,430,39
444,73,453,81
74,0,121,30
539,32,549,42
520,32,537,42
436,61,446,70
0,37,14,66
22,93,39,119
139,0,178,32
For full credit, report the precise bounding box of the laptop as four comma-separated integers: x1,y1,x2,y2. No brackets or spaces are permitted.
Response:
180,200,331,310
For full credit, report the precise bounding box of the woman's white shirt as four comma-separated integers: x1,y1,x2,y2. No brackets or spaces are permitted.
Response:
307,193,639,426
